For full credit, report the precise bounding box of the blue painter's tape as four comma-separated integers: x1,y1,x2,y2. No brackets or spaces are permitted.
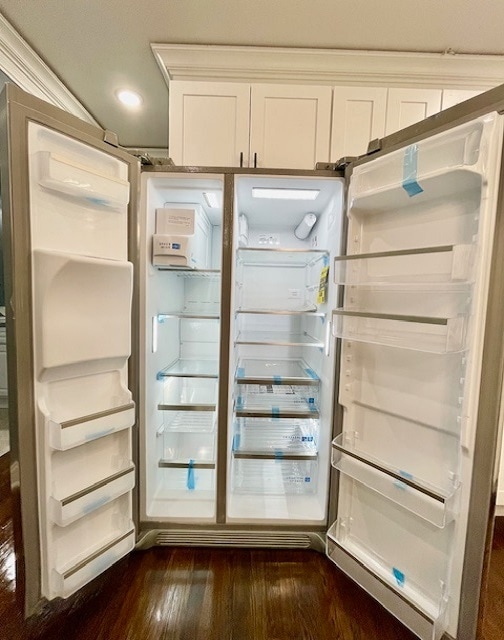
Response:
233,434,241,451
272,407,280,420
393,480,407,491
399,469,414,480
323,254,329,267
392,567,405,587
237,396,243,409
304,368,319,380
187,460,195,491
402,145,424,197
237,367,245,378
273,375,282,385
304,477,311,483
156,371,166,381
274,449,284,459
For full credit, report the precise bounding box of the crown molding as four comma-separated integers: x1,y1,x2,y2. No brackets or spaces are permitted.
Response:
152,44,504,90
0,13,98,124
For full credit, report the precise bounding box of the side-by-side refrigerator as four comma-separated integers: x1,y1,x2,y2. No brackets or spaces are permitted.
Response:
3,82,504,640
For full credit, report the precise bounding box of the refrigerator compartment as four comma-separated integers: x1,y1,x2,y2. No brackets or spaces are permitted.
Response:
50,429,133,525
157,358,219,379
161,410,216,433
232,457,318,494
159,376,217,410
334,244,475,286
34,250,132,378
236,248,328,312
157,466,215,492
37,150,130,209
349,119,484,198
236,331,324,348
332,309,466,353
332,436,458,527
235,384,319,418
50,494,133,598
233,417,318,455
159,431,215,466
326,477,452,629
235,357,320,385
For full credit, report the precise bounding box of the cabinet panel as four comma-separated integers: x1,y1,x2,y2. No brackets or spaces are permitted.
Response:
331,87,387,161
249,84,332,170
441,89,482,110
385,88,442,135
169,81,250,167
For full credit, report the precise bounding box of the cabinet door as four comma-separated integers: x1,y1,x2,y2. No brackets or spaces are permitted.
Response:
330,87,387,162
169,81,251,167
441,89,482,110
249,84,332,170
385,88,442,135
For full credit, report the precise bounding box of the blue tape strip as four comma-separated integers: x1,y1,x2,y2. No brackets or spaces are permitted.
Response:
233,434,241,451
402,145,424,197
237,396,243,409
156,371,165,381
304,368,319,380
392,567,405,587
273,375,282,384
274,449,284,459
399,469,414,480
323,254,329,267
393,480,407,491
272,406,280,420
187,460,195,491
237,367,245,378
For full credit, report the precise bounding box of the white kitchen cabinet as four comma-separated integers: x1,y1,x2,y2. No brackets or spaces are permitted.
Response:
385,88,442,135
168,81,251,167
330,87,387,162
441,89,482,110
169,81,332,170
249,84,332,170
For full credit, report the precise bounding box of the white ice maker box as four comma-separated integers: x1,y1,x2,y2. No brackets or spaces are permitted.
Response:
152,205,210,268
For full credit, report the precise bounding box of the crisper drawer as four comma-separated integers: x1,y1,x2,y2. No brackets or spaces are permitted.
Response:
232,457,317,495
233,417,318,455
235,384,319,418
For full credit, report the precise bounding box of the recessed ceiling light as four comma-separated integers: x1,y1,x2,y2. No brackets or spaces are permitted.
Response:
203,192,220,208
116,89,143,108
252,187,320,200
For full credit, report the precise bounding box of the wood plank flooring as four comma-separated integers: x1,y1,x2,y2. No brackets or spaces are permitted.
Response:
0,451,502,640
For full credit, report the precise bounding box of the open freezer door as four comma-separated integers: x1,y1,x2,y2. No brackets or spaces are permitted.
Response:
326,100,504,640
0,85,139,617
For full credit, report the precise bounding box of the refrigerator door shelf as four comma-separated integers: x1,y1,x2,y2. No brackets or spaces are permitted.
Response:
235,357,320,385
332,309,466,354
48,402,135,451
50,466,135,527
332,437,459,528
157,359,219,379
233,417,318,456
334,244,475,287
236,331,324,348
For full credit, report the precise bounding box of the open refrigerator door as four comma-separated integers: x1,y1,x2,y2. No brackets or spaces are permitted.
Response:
0,85,139,616
326,112,504,639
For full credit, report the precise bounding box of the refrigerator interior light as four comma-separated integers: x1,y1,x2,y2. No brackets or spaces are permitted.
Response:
252,187,320,200
203,192,220,208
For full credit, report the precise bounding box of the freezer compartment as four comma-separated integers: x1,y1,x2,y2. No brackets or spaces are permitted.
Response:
327,478,452,630
49,494,133,599
159,431,215,467
235,384,319,418
332,309,466,353
233,417,318,455
160,410,216,433
332,436,458,527
232,456,317,494
158,377,217,410
50,430,134,526
236,357,319,385
349,118,484,199
235,248,329,312
334,245,475,286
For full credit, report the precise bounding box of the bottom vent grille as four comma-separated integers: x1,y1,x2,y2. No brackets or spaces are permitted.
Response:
154,531,314,549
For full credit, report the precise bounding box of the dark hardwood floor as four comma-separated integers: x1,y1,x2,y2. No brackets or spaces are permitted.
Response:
0,451,502,640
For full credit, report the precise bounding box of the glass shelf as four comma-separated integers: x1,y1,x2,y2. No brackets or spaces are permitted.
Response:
159,431,215,468
332,434,459,528
232,457,318,494
236,307,324,316
157,359,219,379
161,411,216,433
156,268,221,278
233,417,318,456
237,248,328,267
332,309,466,353
236,385,319,419
236,331,324,348
334,244,475,286
235,358,320,385
158,313,220,321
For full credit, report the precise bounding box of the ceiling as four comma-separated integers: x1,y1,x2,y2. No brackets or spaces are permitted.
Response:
1,0,504,149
